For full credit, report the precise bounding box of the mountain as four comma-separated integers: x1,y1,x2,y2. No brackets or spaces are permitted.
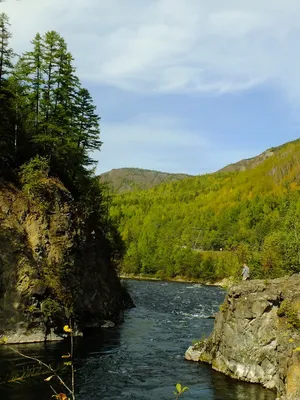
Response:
100,142,297,194
109,138,300,282
218,141,296,172
99,168,192,193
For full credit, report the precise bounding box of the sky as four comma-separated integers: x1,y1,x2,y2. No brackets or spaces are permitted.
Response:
1,0,300,175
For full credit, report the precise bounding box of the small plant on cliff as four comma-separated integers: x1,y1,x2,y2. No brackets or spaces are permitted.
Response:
277,300,300,330
19,156,56,210
219,302,228,312
41,298,63,319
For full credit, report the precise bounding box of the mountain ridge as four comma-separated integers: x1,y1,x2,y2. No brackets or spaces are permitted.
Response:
109,137,300,281
217,140,299,172
100,139,299,193
99,167,192,193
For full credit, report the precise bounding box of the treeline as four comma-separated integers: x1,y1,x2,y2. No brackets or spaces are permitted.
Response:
0,13,122,262
1,13,99,191
110,139,300,281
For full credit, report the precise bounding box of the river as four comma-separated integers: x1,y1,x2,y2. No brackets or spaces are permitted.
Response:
0,279,275,399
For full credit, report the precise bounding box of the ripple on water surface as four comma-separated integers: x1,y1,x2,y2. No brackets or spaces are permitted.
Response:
0,280,276,400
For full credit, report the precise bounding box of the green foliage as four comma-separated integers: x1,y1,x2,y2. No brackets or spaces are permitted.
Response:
19,156,50,198
19,156,65,212
41,298,63,319
174,383,189,399
5,24,102,196
110,139,300,281
0,12,123,277
219,302,228,312
277,300,300,330
0,13,15,174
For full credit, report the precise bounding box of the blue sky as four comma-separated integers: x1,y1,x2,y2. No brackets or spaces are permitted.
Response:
2,0,300,175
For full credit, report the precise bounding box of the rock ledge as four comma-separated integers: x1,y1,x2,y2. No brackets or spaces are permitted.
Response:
185,276,300,400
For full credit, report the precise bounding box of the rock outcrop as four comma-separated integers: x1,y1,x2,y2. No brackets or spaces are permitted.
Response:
0,178,132,344
185,276,300,400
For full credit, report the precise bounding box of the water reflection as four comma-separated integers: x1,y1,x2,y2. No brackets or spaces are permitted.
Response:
211,369,276,400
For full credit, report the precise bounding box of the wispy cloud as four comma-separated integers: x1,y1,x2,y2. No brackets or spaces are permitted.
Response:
3,0,300,98
1,0,298,174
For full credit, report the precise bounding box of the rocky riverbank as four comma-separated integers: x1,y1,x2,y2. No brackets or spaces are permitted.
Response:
185,276,300,400
0,179,133,345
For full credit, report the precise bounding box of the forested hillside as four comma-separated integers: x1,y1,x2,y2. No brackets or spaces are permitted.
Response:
110,139,300,282
99,168,191,193
0,13,127,340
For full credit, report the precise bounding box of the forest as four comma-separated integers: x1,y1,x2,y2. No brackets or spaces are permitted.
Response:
0,12,123,276
110,139,300,281
1,13,109,223
1,9,299,285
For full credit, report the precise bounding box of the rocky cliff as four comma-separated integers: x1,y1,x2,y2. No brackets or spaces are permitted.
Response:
185,276,300,400
0,178,132,344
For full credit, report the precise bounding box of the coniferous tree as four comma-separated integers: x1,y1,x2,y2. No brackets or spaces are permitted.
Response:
74,87,102,165
1,21,104,196
0,12,13,90
12,33,45,164
0,13,14,172
39,31,60,150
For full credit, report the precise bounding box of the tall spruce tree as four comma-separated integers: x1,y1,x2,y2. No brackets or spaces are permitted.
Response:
0,13,15,172
12,33,46,164
0,13,13,90
74,87,102,166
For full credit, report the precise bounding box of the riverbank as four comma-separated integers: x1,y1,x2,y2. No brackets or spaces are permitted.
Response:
185,275,300,400
0,279,274,400
120,273,234,288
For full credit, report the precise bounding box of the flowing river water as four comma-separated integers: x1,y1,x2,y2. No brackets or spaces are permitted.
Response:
0,279,276,400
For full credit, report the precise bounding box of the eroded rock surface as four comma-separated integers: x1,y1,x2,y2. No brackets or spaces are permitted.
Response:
185,276,300,399
0,179,132,344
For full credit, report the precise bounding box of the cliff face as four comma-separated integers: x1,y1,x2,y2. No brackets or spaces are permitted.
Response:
0,179,131,344
185,277,300,400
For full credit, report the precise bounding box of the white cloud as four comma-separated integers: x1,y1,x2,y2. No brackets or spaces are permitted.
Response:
2,0,300,98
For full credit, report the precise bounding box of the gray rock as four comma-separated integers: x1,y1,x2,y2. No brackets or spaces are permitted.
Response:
185,276,300,400
185,346,202,361
2,328,63,344
101,320,115,328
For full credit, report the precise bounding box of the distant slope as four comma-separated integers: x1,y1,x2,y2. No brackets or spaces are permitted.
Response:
99,168,192,193
218,140,298,172
110,138,300,281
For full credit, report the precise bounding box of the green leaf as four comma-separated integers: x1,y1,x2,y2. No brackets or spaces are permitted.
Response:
63,361,72,366
176,383,182,393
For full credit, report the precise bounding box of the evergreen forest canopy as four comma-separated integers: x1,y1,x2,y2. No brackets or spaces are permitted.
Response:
0,13,122,262
110,139,300,281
